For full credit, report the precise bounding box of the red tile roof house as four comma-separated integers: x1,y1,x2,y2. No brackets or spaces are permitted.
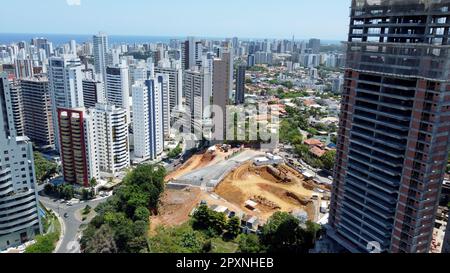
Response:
304,138,325,149
310,146,326,158
304,138,327,158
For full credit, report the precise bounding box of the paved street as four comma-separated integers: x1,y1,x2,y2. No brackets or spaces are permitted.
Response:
173,149,264,188
37,187,109,253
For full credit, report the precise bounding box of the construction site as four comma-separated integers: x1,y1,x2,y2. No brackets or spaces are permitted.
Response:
164,144,237,183
152,145,328,230
214,162,322,222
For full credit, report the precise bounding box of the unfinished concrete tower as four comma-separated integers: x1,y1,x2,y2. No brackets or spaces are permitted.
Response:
329,0,450,253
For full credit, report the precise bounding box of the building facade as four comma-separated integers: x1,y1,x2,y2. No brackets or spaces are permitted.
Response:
93,32,109,82
91,104,129,177
329,0,450,253
6,79,24,137
183,69,212,136
105,65,130,123
0,73,42,251
82,79,104,109
48,55,84,152
21,76,54,147
154,64,183,116
132,79,164,161
235,64,246,105
57,108,98,187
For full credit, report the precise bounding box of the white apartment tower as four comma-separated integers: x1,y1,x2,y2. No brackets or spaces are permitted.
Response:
0,73,42,251
154,62,183,115
48,55,84,152
91,104,129,177
155,73,170,139
105,64,130,123
93,32,109,82
132,79,164,161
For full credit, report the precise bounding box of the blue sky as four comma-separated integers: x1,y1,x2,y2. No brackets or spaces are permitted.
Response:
1,0,350,40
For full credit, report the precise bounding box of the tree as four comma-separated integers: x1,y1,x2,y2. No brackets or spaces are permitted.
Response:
226,217,241,239
192,205,212,231
291,135,303,146
260,212,311,254
58,184,74,200
123,164,166,210
134,206,150,222
277,87,284,96
192,205,227,236
237,234,263,253
321,150,337,171
33,152,58,184
83,225,118,253
25,232,59,253
83,205,92,215
148,224,207,253
44,183,54,195
127,236,149,253
168,144,183,159
81,164,167,253
81,188,90,201
89,177,97,188
282,81,294,89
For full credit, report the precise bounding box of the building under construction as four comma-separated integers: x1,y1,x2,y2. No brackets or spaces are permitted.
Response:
329,0,450,253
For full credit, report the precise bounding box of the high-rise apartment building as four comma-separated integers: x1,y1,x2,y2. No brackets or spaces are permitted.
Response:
14,59,34,79
308,38,321,54
57,108,98,187
48,55,84,151
132,79,164,161
154,64,183,115
155,73,170,139
181,40,190,70
105,64,130,123
181,37,201,70
91,104,129,177
0,73,42,251
21,76,54,147
93,32,109,82
82,79,104,108
223,51,234,100
329,0,450,253
212,52,233,141
6,79,24,137
183,68,212,135
235,64,246,105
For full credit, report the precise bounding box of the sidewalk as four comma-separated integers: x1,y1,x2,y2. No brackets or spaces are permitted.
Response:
50,208,65,253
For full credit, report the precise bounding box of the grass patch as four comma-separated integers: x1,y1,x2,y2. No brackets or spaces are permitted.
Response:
25,214,61,253
210,237,239,253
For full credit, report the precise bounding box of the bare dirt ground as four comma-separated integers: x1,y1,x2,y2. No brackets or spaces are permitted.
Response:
215,162,318,221
164,148,236,182
150,187,245,235
149,187,203,235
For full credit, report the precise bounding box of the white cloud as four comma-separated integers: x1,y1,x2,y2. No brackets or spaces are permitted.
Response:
66,0,81,6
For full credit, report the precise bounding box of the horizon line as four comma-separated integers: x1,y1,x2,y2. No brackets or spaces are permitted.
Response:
0,32,345,43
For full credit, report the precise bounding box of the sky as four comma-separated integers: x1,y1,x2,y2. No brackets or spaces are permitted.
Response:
0,0,350,40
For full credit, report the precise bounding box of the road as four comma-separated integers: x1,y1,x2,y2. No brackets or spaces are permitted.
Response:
173,149,264,188
37,186,109,253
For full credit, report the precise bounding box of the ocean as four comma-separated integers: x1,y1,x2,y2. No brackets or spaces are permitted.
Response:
0,33,342,46
0,33,180,46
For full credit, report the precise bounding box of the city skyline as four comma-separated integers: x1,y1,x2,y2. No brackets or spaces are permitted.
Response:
0,0,349,40
1,0,450,257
